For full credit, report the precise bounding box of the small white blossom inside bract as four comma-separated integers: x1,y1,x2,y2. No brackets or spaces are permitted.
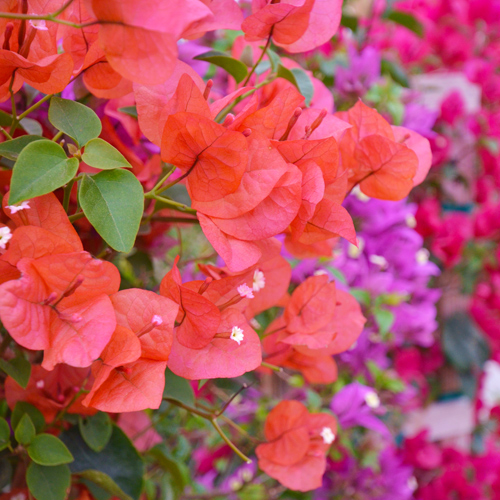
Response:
152,314,163,326
7,201,30,213
237,283,254,299
253,269,265,292
369,254,388,270
29,19,48,30
365,391,381,408
0,226,12,249
406,214,417,228
416,248,430,265
320,426,335,444
230,326,244,345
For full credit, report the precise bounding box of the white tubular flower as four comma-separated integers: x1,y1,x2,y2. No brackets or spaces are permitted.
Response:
230,326,244,345
313,269,328,276
152,315,163,326
7,201,30,213
365,391,380,408
253,269,265,292
406,214,417,228
0,226,12,249
369,254,388,270
320,426,335,444
237,283,254,299
29,19,48,30
416,248,430,265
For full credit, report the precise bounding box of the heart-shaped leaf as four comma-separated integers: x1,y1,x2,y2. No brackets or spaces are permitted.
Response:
28,434,74,466
14,413,36,446
0,353,31,389
79,169,144,253
27,463,71,500
82,138,132,170
9,140,79,205
49,97,102,147
194,50,248,83
79,412,113,452
0,136,44,160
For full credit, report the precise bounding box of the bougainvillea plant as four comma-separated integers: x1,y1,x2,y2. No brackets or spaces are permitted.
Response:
0,0,435,499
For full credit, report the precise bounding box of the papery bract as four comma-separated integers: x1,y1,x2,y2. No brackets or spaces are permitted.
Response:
0,252,120,370
5,364,94,423
167,308,262,380
256,400,337,491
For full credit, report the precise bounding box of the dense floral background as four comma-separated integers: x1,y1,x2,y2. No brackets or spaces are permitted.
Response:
1,0,500,499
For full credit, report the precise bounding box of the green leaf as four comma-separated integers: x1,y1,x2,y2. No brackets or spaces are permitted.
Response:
20,118,43,136
0,110,12,126
11,402,45,434
198,379,208,390
194,50,248,83
290,68,314,106
255,60,271,76
0,135,45,161
384,10,424,37
381,59,410,88
79,169,144,253
340,14,359,32
28,434,74,466
443,312,489,372
78,470,133,500
277,65,314,106
9,140,79,205
60,424,144,500
0,353,31,389
148,445,189,499
266,48,281,72
82,138,132,170
163,368,195,406
238,484,266,500
15,413,36,446
0,417,11,452
349,288,371,306
117,106,138,119
79,412,113,452
26,463,71,500
373,308,395,336
48,96,102,147
326,266,347,285
0,458,12,489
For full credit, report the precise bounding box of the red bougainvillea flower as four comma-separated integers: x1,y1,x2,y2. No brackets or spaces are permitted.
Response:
156,77,303,271
167,307,262,380
0,193,84,285
0,0,74,101
5,364,94,423
82,0,215,85
0,251,120,370
256,400,337,491
242,0,343,54
2,193,83,252
82,288,178,412
198,237,291,320
337,101,425,201
160,257,262,379
263,276,365,383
